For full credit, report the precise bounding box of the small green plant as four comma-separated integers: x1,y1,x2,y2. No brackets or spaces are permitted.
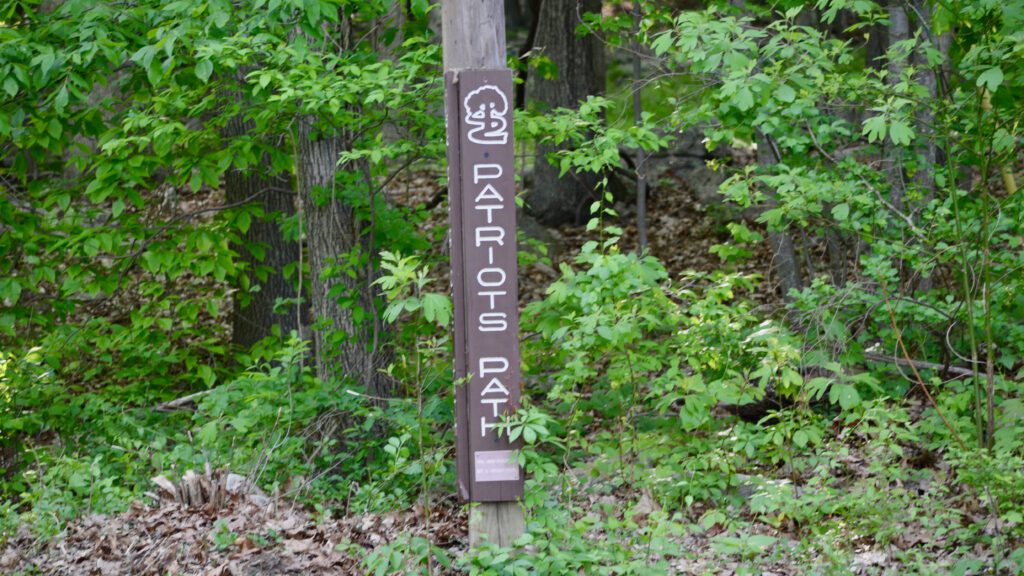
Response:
711,532,778,562
361,533,452,576
211,518,238,551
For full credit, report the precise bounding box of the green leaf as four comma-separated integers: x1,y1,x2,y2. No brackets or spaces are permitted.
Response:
409,0,430,18
47,118,61,139
0,278,22,304
993,128,1015,153
421,293,451,326
831,203,850,221
195,59,213,83
651,32,675,56
733,86,754,111
523,426,536,444
775,84,796,103
383,302,403,323
39,52,55,76
888,120,914,146
236,210,251,233
862,115,887,143
196,421,219,446
3,77,17,98
793,429,809,448
189,168,203,192
976,67,1003,92
829,383,861,411
746,535,777,550
54,85,68,110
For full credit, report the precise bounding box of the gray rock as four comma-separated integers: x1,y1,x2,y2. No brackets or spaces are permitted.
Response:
518,208,565,261
688,164,727,207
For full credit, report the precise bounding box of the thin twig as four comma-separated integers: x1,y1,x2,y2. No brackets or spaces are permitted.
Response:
882,293,967,450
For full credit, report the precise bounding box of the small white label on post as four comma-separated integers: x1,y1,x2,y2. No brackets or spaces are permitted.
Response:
474,450,520,482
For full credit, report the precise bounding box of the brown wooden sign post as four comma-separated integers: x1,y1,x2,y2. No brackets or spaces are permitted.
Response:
442,0,525,548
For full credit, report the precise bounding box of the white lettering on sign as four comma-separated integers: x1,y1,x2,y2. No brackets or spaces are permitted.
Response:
475,226,505,247
479,357,508,376
474,450,519,482
475,184,503,202
475,204,503,224
473,163,503,182
481,377,509,395
471,144,514,434
478,312,507,332
455,74,521,495
477,267,506,287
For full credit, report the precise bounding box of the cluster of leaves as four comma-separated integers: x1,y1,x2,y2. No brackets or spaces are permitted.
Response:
1,1,1023,574
654,0,1024,449
0,0,448,535
463,0,1024,572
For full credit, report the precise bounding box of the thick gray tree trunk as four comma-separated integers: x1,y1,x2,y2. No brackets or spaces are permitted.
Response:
525,0,605,226
294,12,394,397
223,117,299,350
297,118,390,396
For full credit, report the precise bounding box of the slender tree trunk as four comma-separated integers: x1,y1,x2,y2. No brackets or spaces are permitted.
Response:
505,0,527,32
632,1,647,252
865,19,888,71
911,5,937,206
911,3,944,292
224,117,299,350
825,229,847,286
757,133,804,299
732,0,804,298
525,0,605,226
514,0,542,110
885,0,911,211
794,6,819,28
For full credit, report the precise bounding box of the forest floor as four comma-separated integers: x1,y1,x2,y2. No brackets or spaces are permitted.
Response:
2,161,1019,575
2,429,1011,575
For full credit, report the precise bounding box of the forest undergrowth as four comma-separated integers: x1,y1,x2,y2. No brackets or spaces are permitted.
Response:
1,0,1023,574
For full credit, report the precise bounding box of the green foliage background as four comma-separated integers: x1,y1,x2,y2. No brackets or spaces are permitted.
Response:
1,0,1023,573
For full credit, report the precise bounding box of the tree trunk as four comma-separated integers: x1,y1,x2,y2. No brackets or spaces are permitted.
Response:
911,6,937,205
505,0,528,32
514,0,542,110
224,116,299,350
632,2,648,252
297,118,390,396
865,19,888,71
825,229,847,286
911,3,943,292
291,10,395,396
885,0,911,211
524,0,605,226
757,133,804,300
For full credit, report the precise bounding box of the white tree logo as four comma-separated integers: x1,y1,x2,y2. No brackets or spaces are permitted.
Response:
463,85,509,145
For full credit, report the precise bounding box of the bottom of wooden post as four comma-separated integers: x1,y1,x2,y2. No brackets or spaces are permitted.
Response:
469,501,525,547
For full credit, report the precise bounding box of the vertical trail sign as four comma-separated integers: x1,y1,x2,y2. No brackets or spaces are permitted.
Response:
446,69,524,503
